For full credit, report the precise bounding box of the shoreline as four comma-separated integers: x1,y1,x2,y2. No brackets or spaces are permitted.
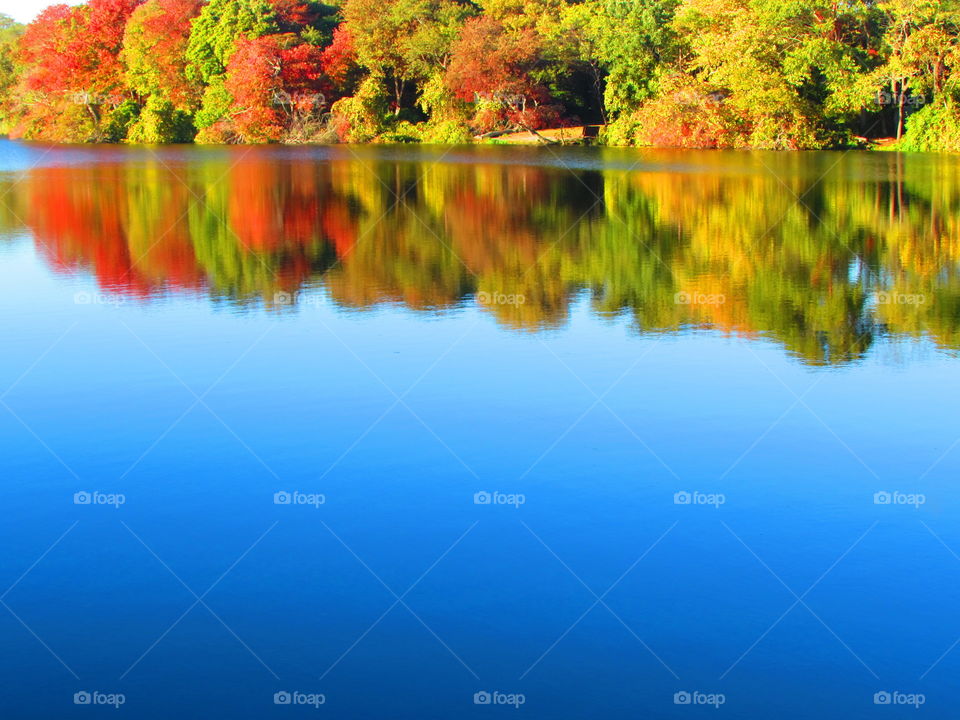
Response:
0,134,926,153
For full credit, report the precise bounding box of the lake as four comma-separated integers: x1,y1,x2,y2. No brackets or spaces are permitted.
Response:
0,140,957,718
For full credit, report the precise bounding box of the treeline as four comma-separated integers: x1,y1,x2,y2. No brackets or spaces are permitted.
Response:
2,147,959,363
0,0,959,148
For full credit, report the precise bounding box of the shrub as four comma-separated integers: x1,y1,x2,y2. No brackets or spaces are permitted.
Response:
127,97,196,143
900,101,960,152
329,77,389,142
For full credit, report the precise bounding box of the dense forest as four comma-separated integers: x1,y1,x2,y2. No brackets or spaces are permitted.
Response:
1,146,958,363
0,0,958,148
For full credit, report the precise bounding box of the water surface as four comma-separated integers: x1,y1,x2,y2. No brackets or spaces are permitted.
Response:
0,141,958,718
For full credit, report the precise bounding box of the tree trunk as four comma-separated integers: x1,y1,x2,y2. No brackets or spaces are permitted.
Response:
896,81,905,140
85,102,100,141
592,65,607,126
393,77,403,116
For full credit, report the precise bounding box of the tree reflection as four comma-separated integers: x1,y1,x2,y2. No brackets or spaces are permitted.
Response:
1,147,958,365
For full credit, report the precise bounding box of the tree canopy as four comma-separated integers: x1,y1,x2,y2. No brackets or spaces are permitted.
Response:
1,0,959,148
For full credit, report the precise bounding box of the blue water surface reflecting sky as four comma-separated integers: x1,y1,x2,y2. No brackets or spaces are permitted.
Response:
0,142,958,718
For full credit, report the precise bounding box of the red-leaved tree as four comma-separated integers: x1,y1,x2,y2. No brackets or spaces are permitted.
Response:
445,15,564,132
225,34,328,142
15,0,143,140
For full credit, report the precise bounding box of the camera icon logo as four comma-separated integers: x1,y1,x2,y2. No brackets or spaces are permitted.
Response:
473,691,491,705
876,291,891,305
673,691,691,705
274,691,292,705
873,691,891,705
874,491,891,505
674,291,692,305
674,491,691,505
74,691,91,705
74,491,91,505
274,491,292,505
74,292,92,305
274,292,294,305
473,491,492,505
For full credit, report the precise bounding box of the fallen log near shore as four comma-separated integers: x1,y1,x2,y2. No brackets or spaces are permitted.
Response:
474,125,603,145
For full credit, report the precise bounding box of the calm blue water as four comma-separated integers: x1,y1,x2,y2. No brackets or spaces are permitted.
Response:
0,140,958,717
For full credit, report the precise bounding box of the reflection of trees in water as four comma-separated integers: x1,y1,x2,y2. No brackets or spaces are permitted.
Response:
1,150,959,365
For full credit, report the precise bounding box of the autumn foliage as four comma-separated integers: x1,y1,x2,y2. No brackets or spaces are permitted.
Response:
14,0,142,140
445,16,566,132
123,0,204,111
2,0,960,147
4,149,960,363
